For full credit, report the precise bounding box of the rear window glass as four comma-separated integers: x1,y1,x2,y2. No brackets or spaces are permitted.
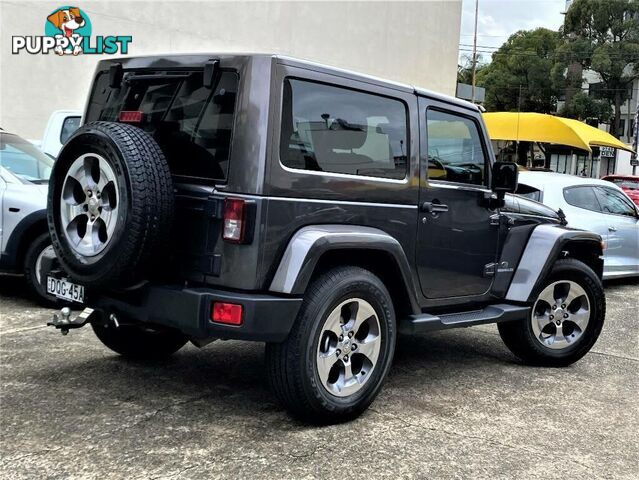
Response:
280,79,408,180
86,70,238,181
606,178,639,190
563,186,601,212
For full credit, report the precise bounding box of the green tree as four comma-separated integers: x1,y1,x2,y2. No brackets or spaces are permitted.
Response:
559,91,612,122
477,28,560,112
558,0,639,138
457,53,485,85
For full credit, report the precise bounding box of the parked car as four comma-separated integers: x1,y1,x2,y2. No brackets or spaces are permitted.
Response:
30,110,82,158
0,131,61,303
601,174,639,206
47,54,606,423
517,171,639,279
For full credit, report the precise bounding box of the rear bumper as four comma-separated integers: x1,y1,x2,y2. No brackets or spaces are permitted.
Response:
89,285,303,342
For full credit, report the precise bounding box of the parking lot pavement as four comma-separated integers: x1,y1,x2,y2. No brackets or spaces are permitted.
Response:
1,277,637,480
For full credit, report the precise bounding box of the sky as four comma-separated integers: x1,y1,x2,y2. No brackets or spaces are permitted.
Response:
459,0,567,65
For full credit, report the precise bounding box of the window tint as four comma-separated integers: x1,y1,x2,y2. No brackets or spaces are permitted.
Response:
280,79,408,179
60,116,81,144
563,186,601,212
87,70,238,180
594,187,637,217
426,110,487,186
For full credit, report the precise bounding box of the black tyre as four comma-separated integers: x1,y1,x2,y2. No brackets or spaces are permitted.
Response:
48,121,174,288
498,258,605,367
23,233,59,306
92,322,188,360
266,266,396,424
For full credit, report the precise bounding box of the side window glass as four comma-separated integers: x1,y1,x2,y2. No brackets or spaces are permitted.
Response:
426,110,487,186
595,187,637,217
563,186,601,212
60,116,81,144
280,78,408,180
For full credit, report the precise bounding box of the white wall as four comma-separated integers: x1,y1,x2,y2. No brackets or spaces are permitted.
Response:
0,0,462,140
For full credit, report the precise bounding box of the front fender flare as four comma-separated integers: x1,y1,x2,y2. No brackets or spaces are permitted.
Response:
269,225,420,314
505,224,602,303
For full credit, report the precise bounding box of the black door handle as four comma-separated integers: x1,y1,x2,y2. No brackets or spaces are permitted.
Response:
421,201,449,213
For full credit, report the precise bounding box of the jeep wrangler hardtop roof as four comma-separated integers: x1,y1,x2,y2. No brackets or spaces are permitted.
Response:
93,53,479,113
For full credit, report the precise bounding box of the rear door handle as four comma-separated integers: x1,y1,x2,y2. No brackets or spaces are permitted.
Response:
608,226,617,232
421,201,449,213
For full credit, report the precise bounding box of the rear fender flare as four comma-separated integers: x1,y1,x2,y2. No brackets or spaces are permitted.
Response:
269,225,420,314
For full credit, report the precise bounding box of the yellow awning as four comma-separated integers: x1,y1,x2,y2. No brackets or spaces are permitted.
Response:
482,112,633,153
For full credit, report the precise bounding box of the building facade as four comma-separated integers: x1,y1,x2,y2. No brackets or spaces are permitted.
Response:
0,1,463,140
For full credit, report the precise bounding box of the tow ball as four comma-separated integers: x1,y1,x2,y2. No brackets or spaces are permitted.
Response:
48,307,101,335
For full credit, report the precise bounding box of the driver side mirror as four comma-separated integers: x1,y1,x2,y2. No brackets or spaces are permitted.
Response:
492,161,519,195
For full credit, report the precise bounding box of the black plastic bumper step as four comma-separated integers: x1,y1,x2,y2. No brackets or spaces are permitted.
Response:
399,304,530,335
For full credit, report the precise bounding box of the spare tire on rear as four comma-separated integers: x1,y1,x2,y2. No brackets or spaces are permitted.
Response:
48,121,174,288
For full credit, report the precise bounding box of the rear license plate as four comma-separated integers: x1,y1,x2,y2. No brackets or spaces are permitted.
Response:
47,277,84,303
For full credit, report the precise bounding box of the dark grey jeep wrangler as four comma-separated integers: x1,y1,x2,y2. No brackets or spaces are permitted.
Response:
47,54,605,423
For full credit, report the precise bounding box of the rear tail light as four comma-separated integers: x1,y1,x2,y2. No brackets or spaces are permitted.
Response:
211,302,243,325
118,110,144,123
223,198,246,243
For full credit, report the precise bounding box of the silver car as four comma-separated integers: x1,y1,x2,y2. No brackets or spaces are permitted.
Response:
0,131,60,303
517,171,639,279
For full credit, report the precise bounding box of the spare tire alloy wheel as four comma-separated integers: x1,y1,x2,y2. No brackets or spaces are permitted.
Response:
60,153,119,256
49,122,174,288
317,298,381,397
531,280,590,349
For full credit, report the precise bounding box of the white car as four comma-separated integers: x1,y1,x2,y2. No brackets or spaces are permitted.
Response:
517,171,639,279
0,131,60,303
30,110,82,158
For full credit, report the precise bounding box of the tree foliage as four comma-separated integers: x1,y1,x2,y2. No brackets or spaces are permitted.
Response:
457,53,486,85
477,28,560,113
559,91,612,122
558,0,639,137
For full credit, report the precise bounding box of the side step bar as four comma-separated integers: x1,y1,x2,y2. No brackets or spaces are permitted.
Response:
399,304,530,335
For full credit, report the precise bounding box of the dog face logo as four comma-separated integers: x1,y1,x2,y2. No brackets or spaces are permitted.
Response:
47,7,85,37
45,6,90,55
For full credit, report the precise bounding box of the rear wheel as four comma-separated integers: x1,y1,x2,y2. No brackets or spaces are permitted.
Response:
498,258,605,367
266,266,396,424
92,321,188,360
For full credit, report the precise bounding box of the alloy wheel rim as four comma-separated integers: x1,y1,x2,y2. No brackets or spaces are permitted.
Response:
531,280,590,350
316,298,382,397
34,245,56,285
60,153,119,256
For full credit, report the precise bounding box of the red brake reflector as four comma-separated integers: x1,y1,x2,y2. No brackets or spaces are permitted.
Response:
118,110,144,123
211,302,243,325
223,198,246,243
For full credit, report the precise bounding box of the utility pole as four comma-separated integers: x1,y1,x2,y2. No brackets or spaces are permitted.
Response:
471,0,479,103
633,99,638,175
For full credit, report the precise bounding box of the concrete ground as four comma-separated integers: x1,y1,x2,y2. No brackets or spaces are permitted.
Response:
1,276,637,480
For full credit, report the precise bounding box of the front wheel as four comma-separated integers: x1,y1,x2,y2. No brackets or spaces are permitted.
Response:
266,266,396,424
498,258,605,367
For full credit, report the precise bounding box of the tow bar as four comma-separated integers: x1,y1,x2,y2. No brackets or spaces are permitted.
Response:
48,307,100,335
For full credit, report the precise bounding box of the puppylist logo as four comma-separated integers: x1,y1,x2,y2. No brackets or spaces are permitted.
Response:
12,6,132,56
